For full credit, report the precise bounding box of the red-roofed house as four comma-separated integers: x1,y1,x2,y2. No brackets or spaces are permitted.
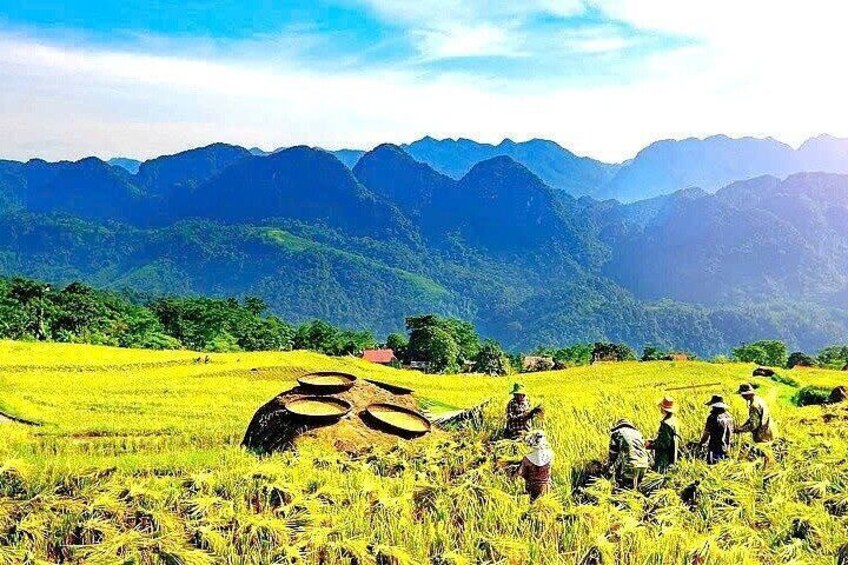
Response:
362,349,397,365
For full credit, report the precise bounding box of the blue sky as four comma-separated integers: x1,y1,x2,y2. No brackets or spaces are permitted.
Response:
1,1,847,161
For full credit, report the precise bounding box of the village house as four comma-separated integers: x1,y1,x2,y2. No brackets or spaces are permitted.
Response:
361,348,397,365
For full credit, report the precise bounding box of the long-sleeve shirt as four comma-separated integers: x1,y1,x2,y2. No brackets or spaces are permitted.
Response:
737,396,776,443
700,409,734,453
505,396,533,439
653,415,681,472
608,426,650,476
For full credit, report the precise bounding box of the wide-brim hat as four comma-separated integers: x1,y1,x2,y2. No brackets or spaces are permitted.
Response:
511,383,526,395
737,383,755,395
705,394,725,406
657,396,677,413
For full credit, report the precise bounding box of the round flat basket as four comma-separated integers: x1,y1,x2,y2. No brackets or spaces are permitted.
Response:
285,396,352,422
365,403,431,437
298,372,357,393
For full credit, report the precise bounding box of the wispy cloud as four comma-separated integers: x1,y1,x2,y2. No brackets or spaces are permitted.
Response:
413,23,525,60
357,0,583,60
560,26,636,54
2,1,848,162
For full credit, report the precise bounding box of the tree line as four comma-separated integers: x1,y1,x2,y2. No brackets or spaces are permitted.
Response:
0,277,375,354
2,277,847,375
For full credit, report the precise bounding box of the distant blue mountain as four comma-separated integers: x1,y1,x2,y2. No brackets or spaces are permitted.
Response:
244,146,364,168
136,143,251,197
172,146,416,242
103,133,848,204
107,157,141,174
591,172,848,306
402,136,617,197
796,134,848,173
397,134,848,202
595,134,848,202
331,149,366,168
597,135,797,201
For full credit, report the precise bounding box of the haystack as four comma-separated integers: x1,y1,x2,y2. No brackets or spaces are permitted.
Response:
242,379,430,454
829,386,847,404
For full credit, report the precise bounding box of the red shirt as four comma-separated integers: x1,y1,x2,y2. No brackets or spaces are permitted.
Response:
518,456,551,493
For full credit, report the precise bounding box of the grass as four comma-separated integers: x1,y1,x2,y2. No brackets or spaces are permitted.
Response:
0,341,846,563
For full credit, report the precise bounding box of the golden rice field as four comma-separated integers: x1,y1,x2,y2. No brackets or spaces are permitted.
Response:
0,340,847,564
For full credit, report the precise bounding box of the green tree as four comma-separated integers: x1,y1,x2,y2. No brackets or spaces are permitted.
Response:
817,345,848,369
294,319,341,354
239,316,294,351
385,332,409,361
120,305,181,350
473,339,510,376
641,345,667,362
787,351,816,369
6,278,55,340
442,318,480,364
731,340,788,367
420,326,460,374
335,329,377,356
150,296,294,352
591,342,636,363
552,343,592,368
243,296,268,316
507,352,524,374
292,320,373,356
405,314,479,372
207,331,240,352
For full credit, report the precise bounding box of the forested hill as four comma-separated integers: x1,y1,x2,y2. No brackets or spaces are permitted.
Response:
1,141,848,355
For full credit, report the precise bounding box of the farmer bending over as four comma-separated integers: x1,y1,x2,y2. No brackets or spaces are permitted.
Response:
504,383,540,439
516,430,554,501
607,419,650,489
736,383,777,443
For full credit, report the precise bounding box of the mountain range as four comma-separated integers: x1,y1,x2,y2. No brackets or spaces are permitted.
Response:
210,134,848,202
2,135,848,355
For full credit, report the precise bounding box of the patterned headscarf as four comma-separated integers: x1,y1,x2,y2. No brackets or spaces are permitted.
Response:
524,430,554,466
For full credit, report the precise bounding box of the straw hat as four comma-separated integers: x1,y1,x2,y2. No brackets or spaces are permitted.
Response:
511,383,526,395
657,396,677,413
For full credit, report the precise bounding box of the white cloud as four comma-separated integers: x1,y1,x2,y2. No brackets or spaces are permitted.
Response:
591,0,848,75
357,0,582,59
358,0,584,25
560,26,635,54
3,0,848,164
413,23,523,60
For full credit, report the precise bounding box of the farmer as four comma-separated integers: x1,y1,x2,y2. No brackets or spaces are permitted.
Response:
504,383,539,439
607,419,650,489
648,396,681,472
516,429,554,501
736,383,777,443
699,394,734,464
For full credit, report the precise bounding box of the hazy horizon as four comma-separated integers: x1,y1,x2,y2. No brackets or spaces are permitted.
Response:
3,132,845,166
